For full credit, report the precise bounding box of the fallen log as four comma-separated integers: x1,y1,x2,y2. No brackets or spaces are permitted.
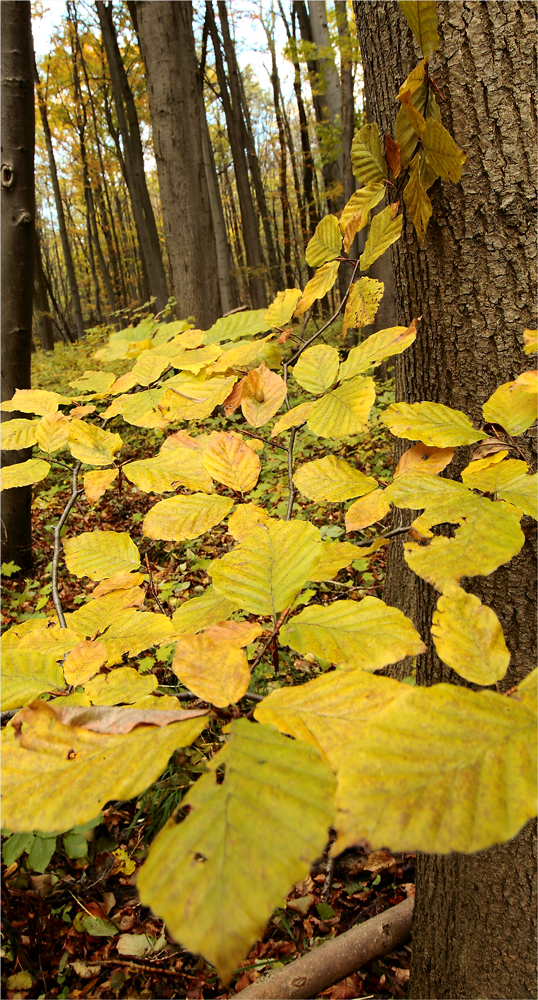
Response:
236,895,414,999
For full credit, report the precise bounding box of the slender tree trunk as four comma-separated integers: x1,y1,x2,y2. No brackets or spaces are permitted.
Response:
34,60,85,340
96,0,169,313
34,227,54,351
265,19,294,288
135,1,221,326
1,1,34,568
354,3,537,998
335,0,355,206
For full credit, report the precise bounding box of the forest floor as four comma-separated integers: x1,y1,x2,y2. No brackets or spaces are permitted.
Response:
2,330,414,1000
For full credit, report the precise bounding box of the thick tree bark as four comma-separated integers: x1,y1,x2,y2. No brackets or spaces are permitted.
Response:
34,61,85,340
354,3,537,998
135,1,221,327
1,1,34,568
96,1,169,314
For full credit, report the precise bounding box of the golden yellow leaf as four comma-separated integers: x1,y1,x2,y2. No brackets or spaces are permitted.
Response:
210,336,273,374
123,449,213,495
143,494,234,542
131,351,171,386
394,443,454,478
307,377,376,438
423,119,466,182
35,411,71,454
92,571,145,597
2,700,206,832
339,183,385,235
68,419,122,466
17,625,81,656
397,60,425,101
350,123,388,186
309,541,364,582
264,289,302,328
482,373,537,435
432,583,510,686
203,620,263,646
381,400,487,446
172,634,250,706
305,215,342,267
293,455,377,502
461,457,537,518
293,345,339,395
0,458,51,491
0,418,39,450
395,85,441,167
64,530,141,581
171,587,239,635
339,321,418,380
202,432,261,493
271,401,316,437
523,329,537,355
63,640,109,686
67,603,175,667
399,90,426,137
404,151,433,242
203,310,271,345
345,489,391,530
109,371,138,395
168,344,223,375
117,388,170,429
294,260,340,316
1,649,65,711
83,468,119,505
69,371,116,394
360,204,403,271
240,364,287,428
227,502,272,541
0,388,72,415
398,1,439,57
343,278,385,334
83,666,158,706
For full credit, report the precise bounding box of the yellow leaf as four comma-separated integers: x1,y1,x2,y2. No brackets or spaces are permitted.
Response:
293,455,377,502
123,449,213,495
397,60,425,100
394,443,454,478
0,458,50,491
345,488,391,530
339,321,418,380
338,183,385,234
512,669,537,714
386,473,485,535
399,89,426,137
271,401,316,437
360,204,403,271
432,583,510,686
309,541,365,583
405,496,524,590
398,1,439,57
204,309,271,345
210,336,273,374
131,351,171,386
68,419,122,466
63,640,109,686
482,374,537,435
293,345,339,395
395,85,441,167
461,457,537,518
172,634,250,707
264,289,302,327
109,371,138,394
92,571,145,597
255,670,403,769
35,411,71,454
305,215,342,267
64,530,140,581
1,648,65,711
159,376,238,423
523,329,537,355
343,278,384,334
143,494,234,542
116,388,169,429
280,598,425,671
294,261,340,316
137,719,335,984
68,602,176,666
334,683,536,855
83,666,158,706
2,700,206,832
69,371,116,394
381,400,487,446
168,344,223,375
227,503,272,541
240,364,287,428
0,388,71,415
17,625,82,656
83,468,119,505
350,123,388,186
202,431,261,493
171,587,240,635
203,620,263,646
0,418,39,450
307,377,375,438
404,151,433,242
423,119,466,182
210,520,321,616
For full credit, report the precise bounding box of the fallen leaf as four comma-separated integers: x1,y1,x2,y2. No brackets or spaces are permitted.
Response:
21,702,209,734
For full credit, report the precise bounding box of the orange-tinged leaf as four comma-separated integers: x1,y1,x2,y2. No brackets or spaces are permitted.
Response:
143,494,234,542
35,411,71,453
423,119,466,182
395,84,441,167
203,620,263,646
64,530,141,581
343,277,385,333
385,134,402,178
240,364,287,428
222,376,246,416
63,640,109,686
68,419,122,466
0,458,50,491
202,431,260,493
109,371,138,395
294,261,340,316
342,212,363,254
394,443,454,478
345,488,391,531
84,468,119,505
399,89,426,137
92,571,146,598
338,183,385,235
305,215,342,267
172,634,250,707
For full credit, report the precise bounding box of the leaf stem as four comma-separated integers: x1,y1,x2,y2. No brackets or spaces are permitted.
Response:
52,461,82,628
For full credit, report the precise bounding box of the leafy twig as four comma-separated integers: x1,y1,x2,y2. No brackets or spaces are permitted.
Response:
52,461,82,628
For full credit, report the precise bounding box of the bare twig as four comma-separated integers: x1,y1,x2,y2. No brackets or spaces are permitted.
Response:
356,524,413,547
250,606,293,672
285,426,297,521
144,553,173,618
287,260,361,367
52,461,82,628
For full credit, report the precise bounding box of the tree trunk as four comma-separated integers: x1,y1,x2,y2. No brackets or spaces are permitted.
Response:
135,2,221,327
354,3,537,998
96,1,169,314
280,2,318,240
34,61,85,340
34,227,54,351
1,0,34,569
335,0,355,206
265,18,294,289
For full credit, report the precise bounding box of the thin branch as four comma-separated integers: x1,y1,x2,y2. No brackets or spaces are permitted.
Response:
287,260,361,366
356,524,413,547
250,606,293,671
52,462,82,628
285,426,297,521
144,553,172,618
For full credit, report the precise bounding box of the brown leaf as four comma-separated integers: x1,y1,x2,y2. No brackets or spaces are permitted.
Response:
471,437,510,461
223,376,246,416
12,701,208,736
364,849,396,872
329,975,361,999
277,328,293,345
343,212,363,254
385,134,402,178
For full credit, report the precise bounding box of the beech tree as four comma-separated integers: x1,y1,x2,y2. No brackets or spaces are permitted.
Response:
353,2,537,997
